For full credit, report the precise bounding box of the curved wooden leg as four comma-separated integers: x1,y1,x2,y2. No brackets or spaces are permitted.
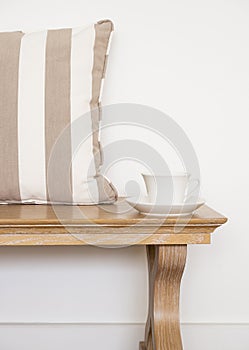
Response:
140,245,187,350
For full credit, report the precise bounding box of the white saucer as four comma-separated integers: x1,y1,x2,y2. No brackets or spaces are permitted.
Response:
126,196,205,217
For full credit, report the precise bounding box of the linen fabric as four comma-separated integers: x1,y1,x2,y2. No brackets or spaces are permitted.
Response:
0,20,117,204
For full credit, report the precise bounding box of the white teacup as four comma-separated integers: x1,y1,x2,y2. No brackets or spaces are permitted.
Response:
142,173,199,204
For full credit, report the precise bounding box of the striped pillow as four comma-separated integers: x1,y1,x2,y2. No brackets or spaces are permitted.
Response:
0,20,117,204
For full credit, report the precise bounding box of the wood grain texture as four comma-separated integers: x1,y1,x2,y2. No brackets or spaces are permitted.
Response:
0,200,227,246
140,342,146,350
141,245,187,350
0,233,210,246
0,200,227,226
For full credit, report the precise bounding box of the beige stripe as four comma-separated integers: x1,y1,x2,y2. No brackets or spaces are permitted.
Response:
0,31,23,201
97,175,118,203
45,29,72,203
90,20,114,202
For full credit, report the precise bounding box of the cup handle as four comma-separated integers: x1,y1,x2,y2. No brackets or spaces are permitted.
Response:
185,178,200,201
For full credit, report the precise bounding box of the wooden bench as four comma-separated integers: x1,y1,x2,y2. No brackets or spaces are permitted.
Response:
0,200,227,350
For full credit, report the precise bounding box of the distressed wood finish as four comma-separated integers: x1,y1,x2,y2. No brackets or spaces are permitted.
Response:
0,233,210,246
0,200,226,246
0,200,227,349
141,245,187,350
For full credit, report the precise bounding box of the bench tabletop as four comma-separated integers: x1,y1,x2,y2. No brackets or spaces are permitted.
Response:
0,200,227,246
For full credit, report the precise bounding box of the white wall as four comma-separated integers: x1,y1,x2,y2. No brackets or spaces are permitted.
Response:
0,0,249,349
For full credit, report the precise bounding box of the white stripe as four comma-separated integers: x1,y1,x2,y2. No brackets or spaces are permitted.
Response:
70,25,98,203
99,78,104,102
18,31,47,201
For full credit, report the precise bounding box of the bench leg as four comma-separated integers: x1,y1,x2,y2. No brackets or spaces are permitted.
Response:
140,245,187,350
